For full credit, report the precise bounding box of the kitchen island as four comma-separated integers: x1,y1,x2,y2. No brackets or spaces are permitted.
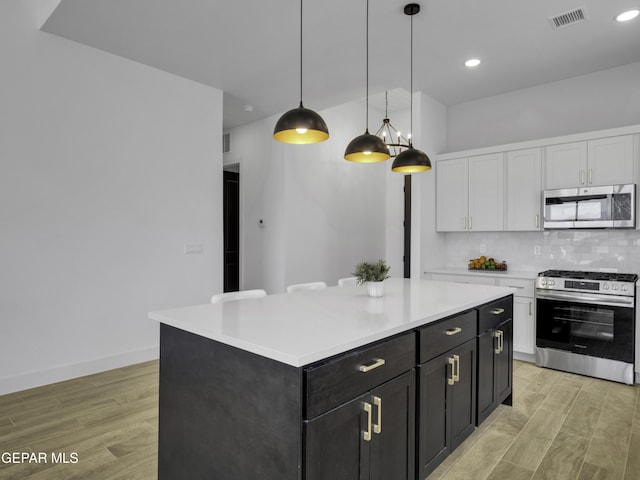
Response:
150,278,515,480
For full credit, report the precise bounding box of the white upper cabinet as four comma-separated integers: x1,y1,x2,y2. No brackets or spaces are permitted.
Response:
468,153,504,231
506,148,542,231
587,135,634,186
436,153,504,232
544,142,587,189
545,135,634,189
436,157,468,232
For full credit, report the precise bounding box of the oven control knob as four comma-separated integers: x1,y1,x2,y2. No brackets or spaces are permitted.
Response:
604,283,610,290
612,284,619,291
622,285,629,292
549,280,555,286
541,278,547,286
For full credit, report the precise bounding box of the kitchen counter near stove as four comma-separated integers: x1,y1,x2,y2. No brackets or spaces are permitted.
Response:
424,267,538,281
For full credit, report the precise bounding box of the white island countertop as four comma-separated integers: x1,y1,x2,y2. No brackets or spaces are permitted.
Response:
149,278,516,367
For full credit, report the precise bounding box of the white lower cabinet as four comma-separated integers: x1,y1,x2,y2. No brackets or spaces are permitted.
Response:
426,272,536,355
511,297,535,355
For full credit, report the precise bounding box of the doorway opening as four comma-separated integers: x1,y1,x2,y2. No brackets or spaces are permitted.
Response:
403,175,411,278
223,166,240,292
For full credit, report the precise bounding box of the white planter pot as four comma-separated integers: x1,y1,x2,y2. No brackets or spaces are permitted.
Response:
367,281,385,298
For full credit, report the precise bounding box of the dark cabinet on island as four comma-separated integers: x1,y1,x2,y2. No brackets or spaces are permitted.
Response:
150,278,515,480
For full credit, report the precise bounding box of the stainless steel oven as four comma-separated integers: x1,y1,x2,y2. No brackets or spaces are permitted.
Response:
536,270,637,384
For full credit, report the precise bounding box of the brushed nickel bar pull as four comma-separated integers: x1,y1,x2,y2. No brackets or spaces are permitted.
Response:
453,354,460,383
363,402,372,441
490,308,505,315
469,216,472,230
373,396,382,434
580,169,585,185
498,330,504,353
448,357,456,385
464,217,467,230
529,301,532,316
445,327,462,336
359,358,385,373
588,169,593,184
535,214,540,228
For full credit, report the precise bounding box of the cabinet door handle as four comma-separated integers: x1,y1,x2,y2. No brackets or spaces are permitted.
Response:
588,169,593,184
363,402,372,441
372,396,382,434
359,358,385,373
469,216,472,230
499,330,504,353
580,169,585,185
463,217,467,230
453,354,460,383
490,308,505,315
535,213,540,229
494,330,501,354
448,356,456,385
529,301,532,316
445,327,462,336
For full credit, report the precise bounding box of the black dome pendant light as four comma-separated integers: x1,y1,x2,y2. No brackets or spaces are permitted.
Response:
273,0,329,144
391,3,432,173
344,0,390,163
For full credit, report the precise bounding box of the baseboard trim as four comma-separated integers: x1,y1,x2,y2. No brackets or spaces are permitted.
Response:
0,346,159,395
514,351,536,363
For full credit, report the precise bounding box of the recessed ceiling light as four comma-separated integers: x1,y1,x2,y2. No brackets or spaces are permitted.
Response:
243,105,254,112
616,9,639,22
465,58,481,68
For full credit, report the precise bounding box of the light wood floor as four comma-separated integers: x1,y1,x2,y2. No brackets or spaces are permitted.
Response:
0,360,638,479
428,360,640,480
0,361,158,479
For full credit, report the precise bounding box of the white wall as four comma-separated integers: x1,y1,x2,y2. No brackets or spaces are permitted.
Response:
447,61,640,152
230,101,389,293
0,0,223,394
414,92,448,277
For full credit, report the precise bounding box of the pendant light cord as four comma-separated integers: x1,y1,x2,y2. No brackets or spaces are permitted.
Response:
409,11,413,147
299,0,303,106
365,0,370,132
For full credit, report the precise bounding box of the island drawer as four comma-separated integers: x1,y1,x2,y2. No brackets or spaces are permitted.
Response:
418,310,477,363
304,332,415,419
478,296,513,333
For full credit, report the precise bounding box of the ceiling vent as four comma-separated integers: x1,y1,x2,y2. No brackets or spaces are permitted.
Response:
548,7,588,30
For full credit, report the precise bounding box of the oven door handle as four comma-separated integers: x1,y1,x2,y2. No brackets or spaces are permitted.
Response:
536,289,634,308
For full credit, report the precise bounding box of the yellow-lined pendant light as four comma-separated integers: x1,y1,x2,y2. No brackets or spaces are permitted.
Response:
273,0,329,144
391,4,431,174
344,0,390,163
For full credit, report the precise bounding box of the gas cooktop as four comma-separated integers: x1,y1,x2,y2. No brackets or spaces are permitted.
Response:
538,270,638,282
536,269,638,295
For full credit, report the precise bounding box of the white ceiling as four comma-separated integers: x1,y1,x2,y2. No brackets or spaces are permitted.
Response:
42,0,640,129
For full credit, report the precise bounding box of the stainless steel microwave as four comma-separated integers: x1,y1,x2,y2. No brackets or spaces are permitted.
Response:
543,184,635,229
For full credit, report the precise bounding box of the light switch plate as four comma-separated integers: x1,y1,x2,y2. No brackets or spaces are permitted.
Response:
184,243,204,254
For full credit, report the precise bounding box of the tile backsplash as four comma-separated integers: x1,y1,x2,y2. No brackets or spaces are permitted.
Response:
442,230,640,275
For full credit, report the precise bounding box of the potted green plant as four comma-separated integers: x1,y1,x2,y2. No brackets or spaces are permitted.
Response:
353,259,391,297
